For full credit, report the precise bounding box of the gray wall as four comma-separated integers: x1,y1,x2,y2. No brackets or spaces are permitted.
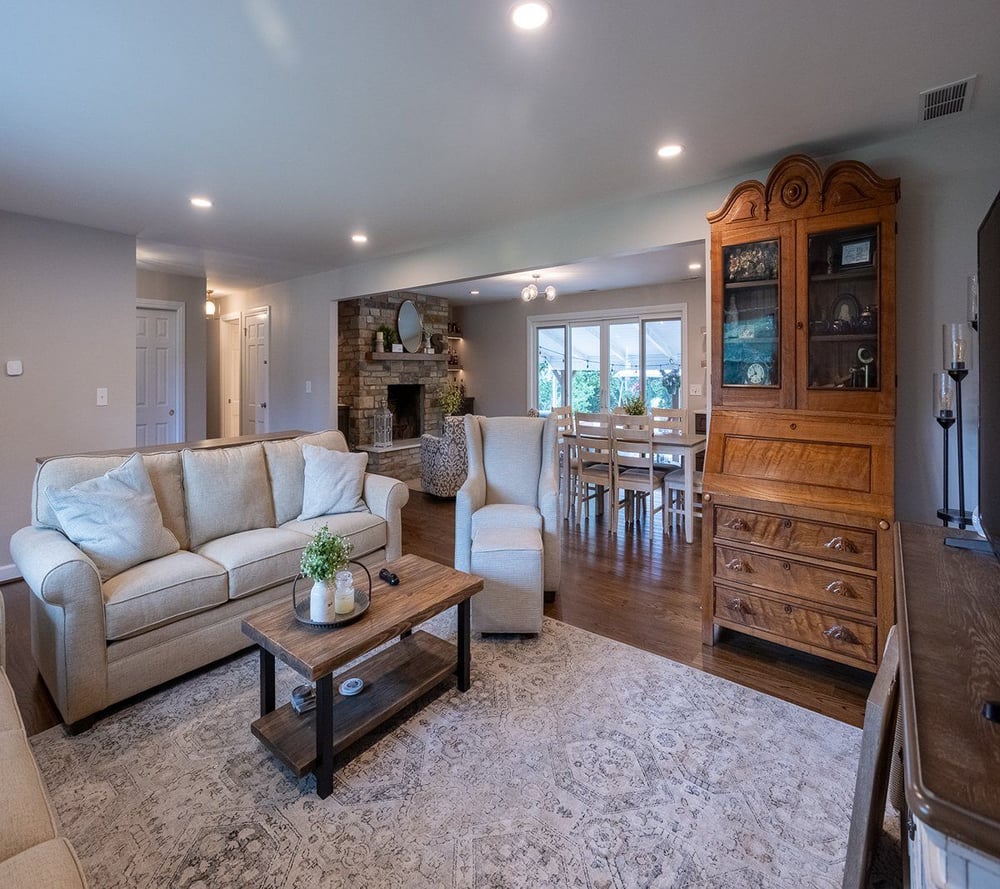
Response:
0,211,136,573
136,268,208,441
220,274,340,435
455,280,707,417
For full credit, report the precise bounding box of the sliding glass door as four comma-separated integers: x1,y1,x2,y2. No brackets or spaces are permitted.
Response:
530,307,685,414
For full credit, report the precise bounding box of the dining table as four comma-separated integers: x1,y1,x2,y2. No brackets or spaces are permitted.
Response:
560,430,707,543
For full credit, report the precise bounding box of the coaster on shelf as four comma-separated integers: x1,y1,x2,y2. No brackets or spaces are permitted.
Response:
339,677,364,696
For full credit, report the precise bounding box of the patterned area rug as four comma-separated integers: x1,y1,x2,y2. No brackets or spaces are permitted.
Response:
31,614,899,888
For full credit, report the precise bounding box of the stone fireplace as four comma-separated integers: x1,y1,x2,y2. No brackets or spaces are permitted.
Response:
338,291,450,480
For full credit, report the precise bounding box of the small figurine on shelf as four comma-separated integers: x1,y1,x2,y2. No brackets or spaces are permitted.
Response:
826,245,834,275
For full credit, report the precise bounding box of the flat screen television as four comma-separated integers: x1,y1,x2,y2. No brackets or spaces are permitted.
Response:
977,188,1000,560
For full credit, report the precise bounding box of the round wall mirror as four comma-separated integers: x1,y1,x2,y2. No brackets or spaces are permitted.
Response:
397,299,423,353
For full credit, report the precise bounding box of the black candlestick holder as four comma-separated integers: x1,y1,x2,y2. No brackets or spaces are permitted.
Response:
937,366,973,529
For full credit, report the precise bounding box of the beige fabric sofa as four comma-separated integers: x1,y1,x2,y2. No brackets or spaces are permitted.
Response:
0,593,89,888
9,430,409,731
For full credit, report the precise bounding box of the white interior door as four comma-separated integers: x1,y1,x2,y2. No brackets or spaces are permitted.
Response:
221,314,241,437
243,307,270,434
136,304,183,445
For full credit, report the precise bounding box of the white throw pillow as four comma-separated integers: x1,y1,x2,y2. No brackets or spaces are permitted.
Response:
45,453,180,581
298,445,369,520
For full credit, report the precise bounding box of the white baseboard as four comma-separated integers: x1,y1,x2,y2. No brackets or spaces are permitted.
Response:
0,564,20,583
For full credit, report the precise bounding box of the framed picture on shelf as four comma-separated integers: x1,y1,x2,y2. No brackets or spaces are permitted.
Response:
840,237,874,269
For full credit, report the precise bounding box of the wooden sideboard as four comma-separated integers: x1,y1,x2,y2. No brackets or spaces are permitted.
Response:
896,522,1000,884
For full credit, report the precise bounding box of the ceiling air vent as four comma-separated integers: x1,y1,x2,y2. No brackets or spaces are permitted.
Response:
920,76,977,121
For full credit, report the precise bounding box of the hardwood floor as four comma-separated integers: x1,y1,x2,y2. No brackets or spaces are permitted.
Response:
1,489,873,737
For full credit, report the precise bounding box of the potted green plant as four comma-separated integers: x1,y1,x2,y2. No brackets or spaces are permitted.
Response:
374,324,397,354
300,524,354,620
436,379,465,417
622,393,646,415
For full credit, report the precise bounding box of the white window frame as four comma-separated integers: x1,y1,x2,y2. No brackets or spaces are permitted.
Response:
527,302,687,413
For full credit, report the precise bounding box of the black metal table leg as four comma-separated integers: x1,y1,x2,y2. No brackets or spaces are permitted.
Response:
259,648,275,716
315,675,335,799
457,598,471,692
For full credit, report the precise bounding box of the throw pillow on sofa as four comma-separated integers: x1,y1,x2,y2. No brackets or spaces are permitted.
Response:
45,452,180,581
298,445,369,520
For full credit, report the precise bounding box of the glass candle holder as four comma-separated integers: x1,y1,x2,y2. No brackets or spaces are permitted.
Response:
944,322,970,371
968,274,979,331
334,570,355,614
933,371,955,420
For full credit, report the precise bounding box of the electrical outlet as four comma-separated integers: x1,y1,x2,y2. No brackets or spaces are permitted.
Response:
689,384,703,397
96,387,108,406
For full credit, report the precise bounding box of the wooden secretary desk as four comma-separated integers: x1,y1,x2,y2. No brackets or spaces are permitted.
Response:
702,154,900,672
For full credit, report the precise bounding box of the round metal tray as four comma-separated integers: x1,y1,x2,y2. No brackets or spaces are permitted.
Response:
290,563,372,629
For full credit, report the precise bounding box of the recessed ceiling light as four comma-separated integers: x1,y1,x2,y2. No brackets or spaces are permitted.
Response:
190,196,213,209
688,262,702,271
351,233,368,244
656,144,683,159
470,290,480,295
511,2,551,30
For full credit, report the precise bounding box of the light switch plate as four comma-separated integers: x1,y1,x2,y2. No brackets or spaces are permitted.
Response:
689,383,703,397
96,387,108,406
5,360,23,376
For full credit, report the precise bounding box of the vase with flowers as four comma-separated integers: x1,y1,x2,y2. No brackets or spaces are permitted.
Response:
299,524,354,620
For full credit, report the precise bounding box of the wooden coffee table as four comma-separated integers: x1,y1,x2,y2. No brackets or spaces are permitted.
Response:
241,553,483,798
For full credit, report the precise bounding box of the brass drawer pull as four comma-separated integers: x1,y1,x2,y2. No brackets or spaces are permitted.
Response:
823,624,861,645
725,557,752,573
727,597,752,615
725,517,750,531
825,580,855,598
824,536,859,554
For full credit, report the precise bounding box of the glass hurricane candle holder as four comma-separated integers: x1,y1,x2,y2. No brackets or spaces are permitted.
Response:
968,274,979,331
944,322,970,371
933,372,955,423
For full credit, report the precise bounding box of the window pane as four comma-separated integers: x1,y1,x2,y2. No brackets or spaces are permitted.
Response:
608,322,641,410
570,324,601,412
537,326,565,412
644,319,683,408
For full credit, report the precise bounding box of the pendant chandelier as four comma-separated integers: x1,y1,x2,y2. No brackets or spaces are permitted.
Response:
521,274,556,303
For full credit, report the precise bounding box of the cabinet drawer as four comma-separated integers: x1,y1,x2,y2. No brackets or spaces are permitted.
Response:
714,545,876,615
714,506,875,569
713,587,876,664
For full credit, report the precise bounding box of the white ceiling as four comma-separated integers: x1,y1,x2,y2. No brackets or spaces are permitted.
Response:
2,1,998,296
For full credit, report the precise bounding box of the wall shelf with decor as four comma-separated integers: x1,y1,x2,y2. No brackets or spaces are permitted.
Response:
365,352,447,362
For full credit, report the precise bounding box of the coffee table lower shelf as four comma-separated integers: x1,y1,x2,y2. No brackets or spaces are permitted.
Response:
251,630,455,777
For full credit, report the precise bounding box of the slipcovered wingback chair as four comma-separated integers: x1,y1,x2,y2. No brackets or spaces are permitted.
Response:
455,415,561,595
420,415,468,498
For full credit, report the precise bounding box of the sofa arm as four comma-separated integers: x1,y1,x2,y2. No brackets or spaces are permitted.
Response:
0,587,5,672
9,526,109,725
362,473,410,561
454,472,485,573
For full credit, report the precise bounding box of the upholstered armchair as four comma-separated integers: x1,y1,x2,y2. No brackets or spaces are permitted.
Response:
455,415,561,596
420,415,468,498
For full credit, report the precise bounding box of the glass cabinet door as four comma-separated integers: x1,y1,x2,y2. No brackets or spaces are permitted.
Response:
721,239,780,388
805,225,879,391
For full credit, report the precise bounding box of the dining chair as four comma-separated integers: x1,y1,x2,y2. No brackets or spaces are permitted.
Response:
573,412,612,526
549,405,576,519
610,415,668,540
651,407,688,470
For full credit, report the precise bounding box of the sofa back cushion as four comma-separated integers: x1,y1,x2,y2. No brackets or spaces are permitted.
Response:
33,451,189,549
263,430,349,525
182,443,275,548
480,416,543,506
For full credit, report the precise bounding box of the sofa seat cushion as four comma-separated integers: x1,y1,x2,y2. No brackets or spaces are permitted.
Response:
102,551,229,641
0,838,88,888
0,729,59,861
282,512,387,559
471,504,543,539
195,528,308,601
